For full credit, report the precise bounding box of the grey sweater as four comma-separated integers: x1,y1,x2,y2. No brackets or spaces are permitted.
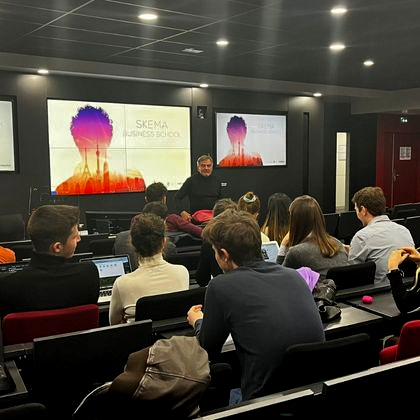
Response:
277,240,349,279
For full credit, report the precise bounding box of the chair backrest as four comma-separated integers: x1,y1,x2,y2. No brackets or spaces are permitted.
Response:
165,250,201,272
88,237,116,256
0,402,48,420
0,214,25,242
33,320,152,417
2,304,99,345
396,320,420,361
323,213,339,237
336,211,362,244
263,333,372,395
326,261,376,290
405,215,420,247
135,287,206,322
390,203,420,219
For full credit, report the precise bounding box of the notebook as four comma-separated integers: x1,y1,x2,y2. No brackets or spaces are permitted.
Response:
261,241,280,263
80,255,132,303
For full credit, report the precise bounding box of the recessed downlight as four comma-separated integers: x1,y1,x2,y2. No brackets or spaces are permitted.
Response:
313,92,322,97
216,39,229,47
363,59,374,67
329,42,346,51
199,83,209,88
37,68,49,75
331,7,347,15
138,12,157,21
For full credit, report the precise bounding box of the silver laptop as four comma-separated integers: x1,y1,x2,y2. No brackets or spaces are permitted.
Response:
80,255,132,303
261,241,280,263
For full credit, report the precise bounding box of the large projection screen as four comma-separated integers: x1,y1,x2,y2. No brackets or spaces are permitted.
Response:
48,99,191,195
0,99,16,172
215,111,286,167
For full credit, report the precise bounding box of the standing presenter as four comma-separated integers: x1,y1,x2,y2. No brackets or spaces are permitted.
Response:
175,155,222,222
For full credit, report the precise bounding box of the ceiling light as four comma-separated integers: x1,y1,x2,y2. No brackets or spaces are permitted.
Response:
329,43,346,51
313,92,322,97
199,83,209,88
37,69,49,75
138,13,157,21
363,59,374,67
216,39,229,47
331,7,347,15
182,48,204,54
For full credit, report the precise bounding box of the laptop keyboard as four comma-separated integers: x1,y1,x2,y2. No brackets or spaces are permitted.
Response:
98,288,112,303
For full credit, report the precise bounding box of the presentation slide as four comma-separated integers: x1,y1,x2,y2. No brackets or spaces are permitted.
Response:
0,100,15,172
215,112,286,167
48,99,191,195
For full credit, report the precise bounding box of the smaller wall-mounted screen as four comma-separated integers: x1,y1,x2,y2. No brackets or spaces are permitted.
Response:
215,111,286,167
0,98,17,172
48,99,191,195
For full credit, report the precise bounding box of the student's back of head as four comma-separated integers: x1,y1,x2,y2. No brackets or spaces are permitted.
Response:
145,182,167,203
237,192,261,218
289,195,340,258
203,209,262,266
143,201,168,220
130,213,165,259
28,205,80,254
262,192,291,243
212,198,237,217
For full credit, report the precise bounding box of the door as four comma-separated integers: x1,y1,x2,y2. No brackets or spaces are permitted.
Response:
391,133,420,206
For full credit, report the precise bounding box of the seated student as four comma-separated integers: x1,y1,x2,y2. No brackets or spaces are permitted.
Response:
146,182,202,237
187,210,324,401
0,205,99,319
109,213,189,325
387,247,420,313
195,198,237,287
0,245,16,264
261,192,291,244
277,195,349,279
349,186,414,283
237,192,270,243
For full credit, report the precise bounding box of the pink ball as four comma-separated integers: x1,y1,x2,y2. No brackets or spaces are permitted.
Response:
362,295,373,304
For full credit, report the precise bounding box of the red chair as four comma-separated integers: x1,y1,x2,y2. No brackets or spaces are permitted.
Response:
379,320,420,365
2,304,99,345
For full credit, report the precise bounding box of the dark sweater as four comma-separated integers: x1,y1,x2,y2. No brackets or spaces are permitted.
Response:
388,269,420,313
194,260,325,400
0,252,100,318
175,173,222,214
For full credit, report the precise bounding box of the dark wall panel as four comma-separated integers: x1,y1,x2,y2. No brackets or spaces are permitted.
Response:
0,70,329,226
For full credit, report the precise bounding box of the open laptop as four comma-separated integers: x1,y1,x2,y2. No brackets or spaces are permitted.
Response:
80,255,132,303
261,241,280,263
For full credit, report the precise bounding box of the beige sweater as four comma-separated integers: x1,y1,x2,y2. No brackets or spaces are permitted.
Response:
109,253,189,325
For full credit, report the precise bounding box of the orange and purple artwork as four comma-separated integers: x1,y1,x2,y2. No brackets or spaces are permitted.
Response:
54,105,145,195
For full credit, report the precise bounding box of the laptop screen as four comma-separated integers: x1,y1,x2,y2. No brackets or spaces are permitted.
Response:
261,241,280,263
80,255,132,289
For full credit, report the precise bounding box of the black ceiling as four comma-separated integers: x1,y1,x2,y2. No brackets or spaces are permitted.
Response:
0,0,419,90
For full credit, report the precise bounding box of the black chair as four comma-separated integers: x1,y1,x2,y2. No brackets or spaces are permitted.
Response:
33,320,152,418
135,287,206,322
165,250,201,274
0,403,48,420
323,213,339,237
392,217,406,226
336,211,363,244
405,215,420,247
321,355,420,416
89,238,115,256
326,261,376,290
0,240,33,261
0,214,25,242
390,203,420,219
262,333,372,396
